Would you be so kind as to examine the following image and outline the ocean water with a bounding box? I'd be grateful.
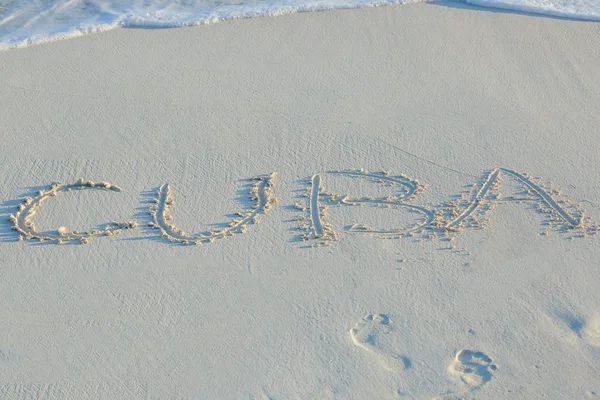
[0,0,598,50]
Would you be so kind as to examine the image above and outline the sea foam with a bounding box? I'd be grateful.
[0,0,598,50]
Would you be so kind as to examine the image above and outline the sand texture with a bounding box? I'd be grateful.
[1,2,600,398]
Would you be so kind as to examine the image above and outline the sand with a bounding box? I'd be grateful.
[1,2,600,398]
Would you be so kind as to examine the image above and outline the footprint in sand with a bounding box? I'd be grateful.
[448,349,497,391]
[582,318,600,347]
[349,314,409,372]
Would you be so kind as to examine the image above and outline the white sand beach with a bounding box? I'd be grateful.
[1,2,600,398]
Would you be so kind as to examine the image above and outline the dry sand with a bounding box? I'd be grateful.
[1,2,600,398]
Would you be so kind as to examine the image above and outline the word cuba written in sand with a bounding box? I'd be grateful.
[7,168,598,246]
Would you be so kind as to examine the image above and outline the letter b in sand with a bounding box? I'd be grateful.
[305,171,434,241]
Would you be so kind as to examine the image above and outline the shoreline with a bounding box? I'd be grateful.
[1,0,599,51]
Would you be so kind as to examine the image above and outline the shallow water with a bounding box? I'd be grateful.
[1,0,598,50]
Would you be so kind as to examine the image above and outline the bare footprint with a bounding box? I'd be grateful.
[448,349,497,392]
[349,314,409,372]
[582,318,600,347]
